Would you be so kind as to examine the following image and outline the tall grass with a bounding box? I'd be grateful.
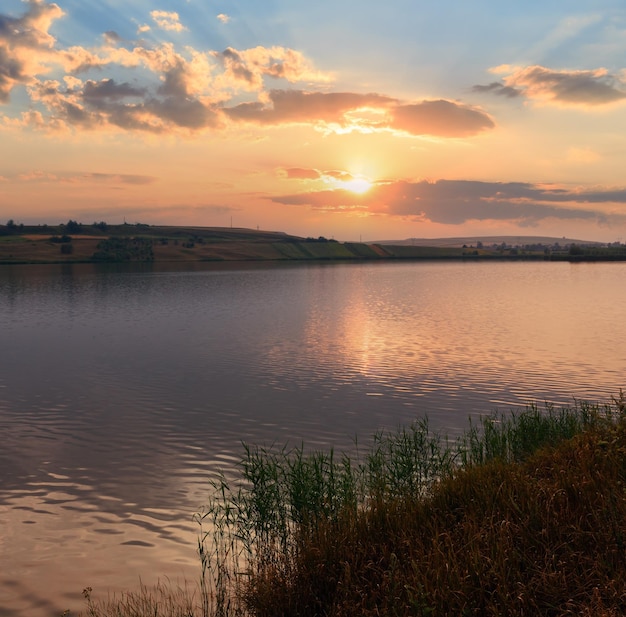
[78,580,198,617]
[195,394,626,616]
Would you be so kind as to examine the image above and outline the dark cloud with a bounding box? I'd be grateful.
[157,62,193,98]
[269,179,626,226]
[103,31,121,44]
[475,65,626,107]
[146,96,217,129]
[83,79,146,105]
[472,82,523,98]
[220,47,256,85]
[0,46,22,102]
[517,66,626,105]
[30,75,219,132]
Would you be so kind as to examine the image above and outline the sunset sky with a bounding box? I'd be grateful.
[2,0,626,241]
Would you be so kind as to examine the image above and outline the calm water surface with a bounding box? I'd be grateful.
[1,260,625,615]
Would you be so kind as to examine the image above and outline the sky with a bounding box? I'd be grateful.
[1,0,626,241]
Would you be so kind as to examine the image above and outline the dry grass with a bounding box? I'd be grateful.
[77,580,200,617]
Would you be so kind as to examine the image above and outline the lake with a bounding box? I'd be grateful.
[1,259,624,615]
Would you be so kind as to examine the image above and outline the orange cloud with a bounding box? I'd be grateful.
[279,167,322,180]
[0,0,64,101]
[150,10,187,33]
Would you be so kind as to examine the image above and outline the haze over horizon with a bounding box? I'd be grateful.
[2,0,626,243]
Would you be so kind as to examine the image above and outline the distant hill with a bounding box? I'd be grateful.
[375,235,602,248]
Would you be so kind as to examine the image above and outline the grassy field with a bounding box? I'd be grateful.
[77,394,626,617]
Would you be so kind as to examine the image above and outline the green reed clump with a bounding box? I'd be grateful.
[195,394,626,617]
[458,397,618,466]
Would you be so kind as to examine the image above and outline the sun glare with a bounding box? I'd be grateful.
[338,177,373,194]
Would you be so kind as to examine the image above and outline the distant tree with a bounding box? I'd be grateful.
[60,243,74,254]
[49,235,72,243]
[65,219,82,234]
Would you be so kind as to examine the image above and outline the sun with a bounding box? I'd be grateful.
[337,176,373,194]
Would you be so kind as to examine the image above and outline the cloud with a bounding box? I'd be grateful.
[82,79,146,104]
[0,2,492,138]
[81,172,156,185]
[217,14,230,24]
[269,179,626,226]
[27,76,219,132]
[471,82,523,98]
[279,167,322,180]
[212,46,332,91]
[9,170,157,184]
[278,167,367,183]
[390,100,494,137]
[225,89,394,124]
[475,65,626,107]
[103,31,121,44]
[0,0,64,102]
[225,90,494,137]
[150,10,187,33]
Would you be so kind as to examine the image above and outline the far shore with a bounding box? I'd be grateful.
[1,222,625,264]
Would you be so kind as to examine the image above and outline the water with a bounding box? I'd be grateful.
[1,260,624,615]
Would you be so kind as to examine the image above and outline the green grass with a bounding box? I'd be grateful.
[77,394,626,616]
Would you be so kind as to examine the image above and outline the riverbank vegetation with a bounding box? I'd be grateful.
[78,395,626,617]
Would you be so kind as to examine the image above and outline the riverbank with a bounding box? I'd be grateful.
[79,396,626,617]
[2,223,625,264]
